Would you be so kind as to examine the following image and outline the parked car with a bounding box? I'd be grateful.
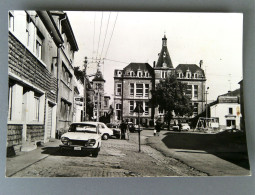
[180,123,190,131]
[106,123,121,139]
[172,123,190,131]
[95,122,114,140]
[59,122,101,157]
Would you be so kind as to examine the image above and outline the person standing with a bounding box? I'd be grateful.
[155,121,161,136]
[120,120,127,140]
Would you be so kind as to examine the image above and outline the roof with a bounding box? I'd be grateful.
[50,11,79,51]
[176,64,205,76]
[123,63,154,75]
[155,36,174,68]
[92,69,105,82]
[219,88,240,97]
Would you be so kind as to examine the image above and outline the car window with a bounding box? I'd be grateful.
[69,124,97,134]
[99,124,105,129]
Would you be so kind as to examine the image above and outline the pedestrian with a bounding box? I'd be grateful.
[155,121,161,136]
[120,120,127,140]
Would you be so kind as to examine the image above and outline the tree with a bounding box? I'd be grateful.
[150,74,193,129]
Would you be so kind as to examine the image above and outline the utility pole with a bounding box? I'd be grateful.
[205,86,209,120]
[83,57,88,121]
[97,84,100,122]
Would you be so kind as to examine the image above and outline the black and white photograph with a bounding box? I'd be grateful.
[6,10,250,177]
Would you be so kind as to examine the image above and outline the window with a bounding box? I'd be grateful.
[26,14,31,47]
[8,12,14,31]
[229,107,233,115]
[130,83,134,96]
[34,96,40,121]
[129,101,134,112]
[116,103,122,120]
[8,85,13,120]
[136,84,143,97]
[193,103,198,116]
[186,85,192,98]
[116,83,122,96]
[187,72,191,78]
[194,85,198,98]
[145,102,149,115]
[138,71,142,77]
[130,71,135,77]
[159,107,164,114]
[104,99,108,107]
[161,71,167,78]
[194,73,198,78]
[36,30,44,59]
[145,84,149,97]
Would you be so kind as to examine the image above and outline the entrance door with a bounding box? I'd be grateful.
[226,119,236,129]
[46,103,53,139]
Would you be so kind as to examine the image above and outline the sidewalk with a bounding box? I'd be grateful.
[146,134,250,176]
[6,139,61,177]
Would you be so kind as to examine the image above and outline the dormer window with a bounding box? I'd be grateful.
[186,71,191,78]
[138,71,142,77]
[194,73,198,78]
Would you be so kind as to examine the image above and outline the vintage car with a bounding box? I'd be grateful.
[59,122,101,157]
[106,123,121,139]
[96,122,114,140]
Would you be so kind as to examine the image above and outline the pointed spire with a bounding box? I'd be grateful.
[92,68,105,82]
[155,34,173,68]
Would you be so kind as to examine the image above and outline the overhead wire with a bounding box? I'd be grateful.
[92,12,96,59]
[99,12,111,61]
[96,12,104,63]
[104,12,119,60]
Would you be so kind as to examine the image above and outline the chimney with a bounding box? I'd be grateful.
[199,60,203,68]
[153,61,156,67]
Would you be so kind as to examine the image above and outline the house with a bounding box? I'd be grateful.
[113,35,206,125]
[73,77,84,122]
[7,11,63,152]
[210,89,241,130]
[50,11,79,135]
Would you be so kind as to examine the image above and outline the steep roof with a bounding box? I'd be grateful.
[176,64,205,76]
[123,63,154,75]
[155,35,174,68]
[92,69,105,82]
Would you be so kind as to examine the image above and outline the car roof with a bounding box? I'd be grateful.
[71,121,106,125]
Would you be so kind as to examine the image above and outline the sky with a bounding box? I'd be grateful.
[66,11,243,101]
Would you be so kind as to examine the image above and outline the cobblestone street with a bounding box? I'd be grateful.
[9,130,206,177]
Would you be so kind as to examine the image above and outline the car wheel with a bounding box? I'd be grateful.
[102,134,109,140]
[91,149,99,157]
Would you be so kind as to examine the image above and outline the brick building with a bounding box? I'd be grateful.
[7,11,78,154]
[113,35,206,125]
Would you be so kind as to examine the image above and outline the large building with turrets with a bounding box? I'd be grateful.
[113,35,206,126]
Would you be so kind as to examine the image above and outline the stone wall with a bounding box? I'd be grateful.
[27,125,44,142]
[7,125,23,147]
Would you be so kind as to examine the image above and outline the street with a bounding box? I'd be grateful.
[7,130,207,177]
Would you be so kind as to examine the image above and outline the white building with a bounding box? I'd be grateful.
[210,89,241,130]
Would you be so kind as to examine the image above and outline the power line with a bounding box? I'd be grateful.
[104,58,129,64]
[104,12,118,60]
[92,12,96,59]
[96,12,104,61]
[99,12,111,60]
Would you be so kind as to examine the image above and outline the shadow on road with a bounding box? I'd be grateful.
[40,146,94,157]
[161,132,250,170]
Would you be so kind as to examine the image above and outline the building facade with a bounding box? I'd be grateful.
[176,63,206,118]
[50,11,79,134]
[210,89,241,130]
[113,35,206,125]
[7,11,63,152]
[114,63,155,125]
